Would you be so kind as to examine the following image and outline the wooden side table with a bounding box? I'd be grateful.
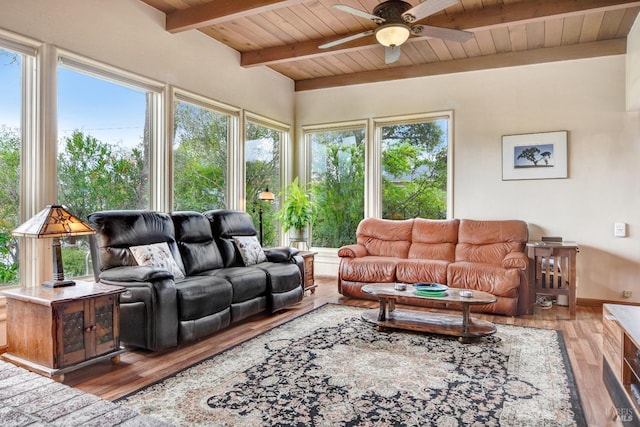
[299,251,317,294]
[1,281,125,381]
[526,241,579,317]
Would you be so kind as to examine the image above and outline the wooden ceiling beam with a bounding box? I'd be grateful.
[241,0,640,66]
[166,0,308,33]
[241,35,380,67]
[294,38,626,91]
[427,0,640,31]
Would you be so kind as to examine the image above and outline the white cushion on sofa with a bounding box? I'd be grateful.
[232,235,267,266]
[130,242,185,279]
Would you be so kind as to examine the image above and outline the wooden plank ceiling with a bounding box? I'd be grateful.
[140,0,640,91]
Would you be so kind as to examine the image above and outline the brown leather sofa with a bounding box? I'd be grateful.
[337,218,531,316]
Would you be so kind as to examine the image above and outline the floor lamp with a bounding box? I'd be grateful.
[12,204,96,287]
[257,188,275,246]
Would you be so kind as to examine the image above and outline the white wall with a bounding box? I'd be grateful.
[0,0,294,122]
[628,16,640,111]
[296,56,640,303]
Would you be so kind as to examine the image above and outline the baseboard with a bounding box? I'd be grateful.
[578,297,640,307]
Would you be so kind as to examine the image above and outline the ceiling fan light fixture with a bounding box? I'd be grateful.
[375,23,410,47]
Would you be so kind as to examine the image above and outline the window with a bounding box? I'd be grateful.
[307,124,366,248]
[173,95,234,212]
[245,116,285,247]
[303,113,452,250]
[378,115,450,220]
[57,58,157,279]
[0,45,26,286]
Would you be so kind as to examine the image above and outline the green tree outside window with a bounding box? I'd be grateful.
[246,121,281,248]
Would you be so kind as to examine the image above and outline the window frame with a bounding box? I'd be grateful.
[244,111,290,245]
[51,51,165,282]
[0,30,39,288]
[303,120,368,250]
[373,111,454,219]
[171,87,241,212]
[301,111,454,251]
[56,50,165,210]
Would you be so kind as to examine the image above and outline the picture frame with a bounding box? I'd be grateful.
[502,131,568,180]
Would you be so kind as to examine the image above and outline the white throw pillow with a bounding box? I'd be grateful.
[232,236,267,266]
[130,242,185,280]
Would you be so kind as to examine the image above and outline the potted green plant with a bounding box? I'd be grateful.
[277,177,314,241]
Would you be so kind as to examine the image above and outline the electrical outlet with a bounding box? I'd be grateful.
[623,289,633,298]
[615,223,627,237]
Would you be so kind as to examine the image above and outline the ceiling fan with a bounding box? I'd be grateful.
[319,0,473,64]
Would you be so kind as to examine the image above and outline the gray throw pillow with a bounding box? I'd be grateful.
[130,242,186,280]
[232,236,267,266]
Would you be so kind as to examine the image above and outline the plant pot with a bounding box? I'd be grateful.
[290,228,306,241]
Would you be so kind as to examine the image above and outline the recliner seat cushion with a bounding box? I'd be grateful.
[396,259,448,284]
[175,276,232,321]
[254,262,302,293]
[208,267,268,303]
[339,256,399,283]
[447,261,519,297]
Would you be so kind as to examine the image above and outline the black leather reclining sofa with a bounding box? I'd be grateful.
[87,209,304,351]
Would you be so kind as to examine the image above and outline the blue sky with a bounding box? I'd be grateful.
[1,47,146,149]
[0,51,20,129]
[58,68,146,148]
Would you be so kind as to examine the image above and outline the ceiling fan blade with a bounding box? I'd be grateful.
[319,30,376,49]
[332,4,385,23]
[403,0,459,23]
[420,25,473,43]
[385,46,401,64]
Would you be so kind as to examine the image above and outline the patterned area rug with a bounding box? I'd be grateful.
[119,304,586,426]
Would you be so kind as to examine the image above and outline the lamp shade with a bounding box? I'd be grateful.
[375,24,411,47]
[258,188,275,201]
[12,205,95,238]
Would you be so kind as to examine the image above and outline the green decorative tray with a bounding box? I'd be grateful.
[415,290,447,297]
[413,283,448,291]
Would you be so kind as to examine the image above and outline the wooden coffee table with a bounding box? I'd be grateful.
[361,283,497,343]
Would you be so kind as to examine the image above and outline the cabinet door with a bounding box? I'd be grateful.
[93,294,120,357]
[55,294,120,368]
[55,299,88,368]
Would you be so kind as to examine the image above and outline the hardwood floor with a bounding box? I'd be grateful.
[65,276,617,426]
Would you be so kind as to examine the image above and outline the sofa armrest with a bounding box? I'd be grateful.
[98,265,174,282]
[502,252,528,270]
[338,244,368,258]
[98,266,179,351]
[264,246,300,263]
